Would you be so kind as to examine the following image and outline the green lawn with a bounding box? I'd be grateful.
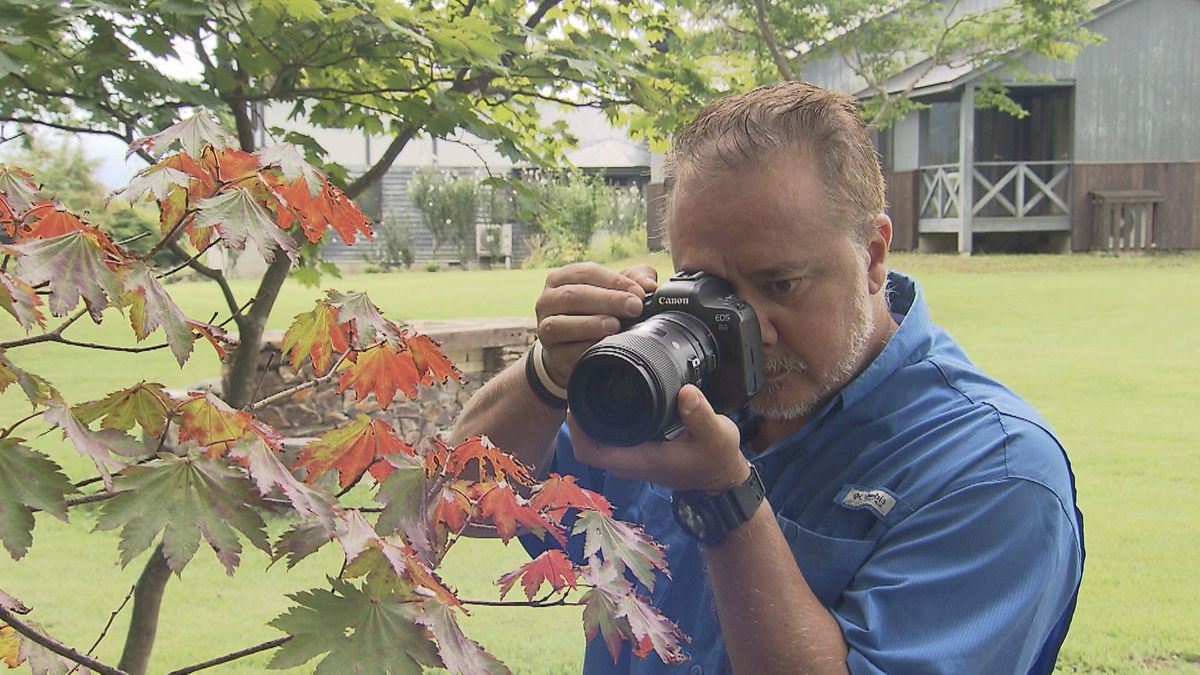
[1,252,1198,673]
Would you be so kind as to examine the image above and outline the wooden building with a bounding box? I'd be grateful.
[803,0,1200,253]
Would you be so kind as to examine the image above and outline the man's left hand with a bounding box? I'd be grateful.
[567,384,750,493]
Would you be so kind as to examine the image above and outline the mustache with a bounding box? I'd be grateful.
[764,356,808,375]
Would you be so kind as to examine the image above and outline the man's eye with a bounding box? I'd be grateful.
[768,279,801,296]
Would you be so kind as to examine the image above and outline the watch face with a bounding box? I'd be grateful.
[673,499,707,540]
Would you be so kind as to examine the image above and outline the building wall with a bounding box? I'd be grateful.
[1070,161,1200,250]
[1061,0,1200,162]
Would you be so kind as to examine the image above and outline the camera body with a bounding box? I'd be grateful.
[567,271,766,447]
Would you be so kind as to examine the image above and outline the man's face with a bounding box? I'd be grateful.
[669,152,880,423]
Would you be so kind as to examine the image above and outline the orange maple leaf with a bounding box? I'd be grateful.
[531,473,614,521]
[336,343,420,409]
[432,481,475,533]
[477,482,566,545]
[443,435,533,486]
[294,415,415,488]
[405,332,463,385]
[497,549,579,601]
[176,392,281,457]
[214,148,260,184]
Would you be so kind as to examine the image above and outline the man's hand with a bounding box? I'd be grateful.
[567,384,750,493]
[535,262,658,388]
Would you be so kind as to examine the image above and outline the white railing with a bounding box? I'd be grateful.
[919,161,1071,222]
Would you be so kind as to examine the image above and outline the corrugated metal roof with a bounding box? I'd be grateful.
[566,138,650,168]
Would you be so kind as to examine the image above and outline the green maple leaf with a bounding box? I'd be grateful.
[230,438,336,530]
[418,603,511,675]
[128,113,236,158]
[94,454,271,575]
[6,231,124,320]
[0,439,75,560]
[73,381,172,437]
[124,264,195,365]
[44,403,146,492]
[373,453,428,537]
[573,510,669,591]
[110,165,192,203]
[281,301,349,374]
[273,522,334,570]
[193,187,298,264]
[325,290,402,349]
[0,165,44,216]
[268,578,443,674]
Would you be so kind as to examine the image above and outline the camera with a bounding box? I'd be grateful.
[567,271,766,447]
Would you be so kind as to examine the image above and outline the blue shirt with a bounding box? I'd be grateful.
[526,272,1084,674]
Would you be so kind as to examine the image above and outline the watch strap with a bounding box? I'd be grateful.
[672,463,765,545]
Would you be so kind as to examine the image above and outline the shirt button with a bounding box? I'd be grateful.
[688,665,703,675]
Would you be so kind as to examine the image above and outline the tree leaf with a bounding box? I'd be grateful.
[43,403,146,492]
[325,290,402,349]
[573,510,669,592]
[94,454,271,575]
[5,231,124,320]
[405,332,463,385]
[187,319,236,359]
[193,187,299,264]
[294,415,415,489]
[258,142,323,195]
[110,165,192,203]
[530,473,613,522]
[0,165,44,219]
[0,272,45,332]
[496,549,579,601]
[617,590,689,664]
[373,453,428,537]
[230,438,337,530]
[176,392,282,458]
[124,263,196,365]
[273,521,333,569]
[418,603,511,675]
[73,381,173,437]
[476,482,565,545]
[0,351,58,408]
[128,113,237,158]
[443,435,533,486]
[336,343,421,409]
[14,619,76,675]
[268,579,443,674]
[0,439,75,560]
[280,301,350,373]
[0,624,21,669]
[580,562,636,664]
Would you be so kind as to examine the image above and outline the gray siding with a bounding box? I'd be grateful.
[1064,0,1200,161]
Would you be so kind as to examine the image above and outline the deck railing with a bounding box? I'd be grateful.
[919,161,1072,229]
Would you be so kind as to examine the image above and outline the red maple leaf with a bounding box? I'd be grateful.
[476,482,566,545]
[323,180,372,245]
[443,436,533,486]
[214,148,260,184]
[496,549,579,601]
[531,473,613,522]
[431,481,475,533]
[273,175,333,244]
[405,332,463,385]
[17,204,89,240]
[294,415,415,488]
[281,301,350,374]
[187,320,236,359]
[336,343,421,409]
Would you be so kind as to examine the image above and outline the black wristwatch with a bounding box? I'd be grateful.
[671,464,765,545]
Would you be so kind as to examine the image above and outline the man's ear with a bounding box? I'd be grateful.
[866,213,892,295]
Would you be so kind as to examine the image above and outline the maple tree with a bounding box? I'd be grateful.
[0,118,690,673]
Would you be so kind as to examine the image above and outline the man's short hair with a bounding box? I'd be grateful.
[664,81,887,244]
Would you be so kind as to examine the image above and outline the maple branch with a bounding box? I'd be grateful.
[157,240,218,280]
[247,351,351,411]
[1,410,44,438]
[67,586,136,675]
[753,0,797,80]
[165,636,291,675]
[63,491,123,509]
[0,306,88,350]
[460,595,577,608]
[0,605,127,675]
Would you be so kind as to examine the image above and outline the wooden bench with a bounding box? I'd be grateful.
[1090,190,1165,251]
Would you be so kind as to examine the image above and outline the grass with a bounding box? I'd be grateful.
[1,251,1198,673]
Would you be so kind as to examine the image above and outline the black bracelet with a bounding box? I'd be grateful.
[525,342,568,410]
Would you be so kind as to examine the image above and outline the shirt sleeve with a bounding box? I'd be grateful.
[833,477,1082,674]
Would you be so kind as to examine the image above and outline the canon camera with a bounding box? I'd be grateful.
[567,271,766,447]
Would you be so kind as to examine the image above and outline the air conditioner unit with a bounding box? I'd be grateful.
[476,223,513,262]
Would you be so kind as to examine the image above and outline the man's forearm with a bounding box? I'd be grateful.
[449,354,565,476]
[704,502,849,674]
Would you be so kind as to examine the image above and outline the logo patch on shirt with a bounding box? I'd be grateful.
[836,485,897,518]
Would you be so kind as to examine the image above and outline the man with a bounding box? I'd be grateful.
[451,82,1083,673]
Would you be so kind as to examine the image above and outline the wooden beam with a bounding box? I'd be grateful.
[958,83,976,255]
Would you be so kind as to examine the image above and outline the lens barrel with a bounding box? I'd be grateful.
[568,312,718,446]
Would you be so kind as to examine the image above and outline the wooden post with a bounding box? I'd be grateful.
[958,83,976,255]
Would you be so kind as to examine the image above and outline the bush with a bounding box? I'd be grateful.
[409,169,480,266]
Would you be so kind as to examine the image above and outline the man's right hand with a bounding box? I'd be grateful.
[533,262,658,388]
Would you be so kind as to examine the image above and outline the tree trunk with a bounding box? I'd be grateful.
[222,253,294,408]
[117,545,172,675]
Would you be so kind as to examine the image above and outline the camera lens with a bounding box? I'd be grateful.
[568,312,718,446]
